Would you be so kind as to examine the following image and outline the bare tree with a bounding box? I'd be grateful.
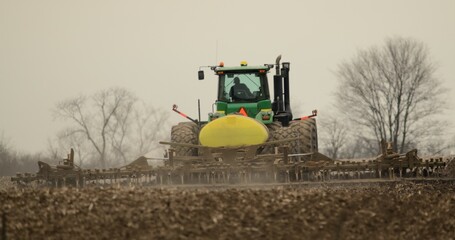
[0,131,14,176]
[53,87,170,167]
[107,94,136,164]
[0,131,10,158]
[54,87,137,167]
[132,101,170,156]
[335,37,447,153]
[319,114,348,159]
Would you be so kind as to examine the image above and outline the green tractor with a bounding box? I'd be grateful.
[171,55,318,157]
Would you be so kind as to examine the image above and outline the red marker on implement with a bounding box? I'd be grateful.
[172,104,198,124]
[294,109,318,121]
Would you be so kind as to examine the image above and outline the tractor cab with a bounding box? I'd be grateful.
[201,61,274,124]
[198,56,294,126]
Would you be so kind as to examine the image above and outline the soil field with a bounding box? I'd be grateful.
[0,178,454,240]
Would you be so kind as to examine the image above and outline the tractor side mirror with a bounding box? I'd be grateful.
[198,70,204,80]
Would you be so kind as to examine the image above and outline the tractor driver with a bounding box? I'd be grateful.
[229,77,254,101]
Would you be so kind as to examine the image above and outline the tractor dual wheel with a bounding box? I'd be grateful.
[261,118,318,154]
[290,118,318,153]
[170,122,200,156]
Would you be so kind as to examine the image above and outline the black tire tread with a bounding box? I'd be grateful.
[170,122,199,156]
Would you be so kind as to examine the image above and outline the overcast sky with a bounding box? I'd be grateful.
[1,0,454,153]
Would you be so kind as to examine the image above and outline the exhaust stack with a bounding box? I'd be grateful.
[272,55,293,126]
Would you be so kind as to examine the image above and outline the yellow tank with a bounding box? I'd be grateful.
[199,115,269,147]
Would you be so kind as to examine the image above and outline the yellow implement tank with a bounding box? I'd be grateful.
[199,114,269,147]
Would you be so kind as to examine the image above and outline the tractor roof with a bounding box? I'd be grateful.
[213,65,271,72]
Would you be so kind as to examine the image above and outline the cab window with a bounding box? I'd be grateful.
[218,72,268,102]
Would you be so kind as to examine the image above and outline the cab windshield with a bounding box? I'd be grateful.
[218,72,269,102]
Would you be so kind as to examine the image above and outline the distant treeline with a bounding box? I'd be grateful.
[0,144,53,177]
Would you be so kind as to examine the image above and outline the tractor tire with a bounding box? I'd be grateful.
[289,118,318,153]
[170,122,200,156]
[260,119,318,155]
[260,121,283,154]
